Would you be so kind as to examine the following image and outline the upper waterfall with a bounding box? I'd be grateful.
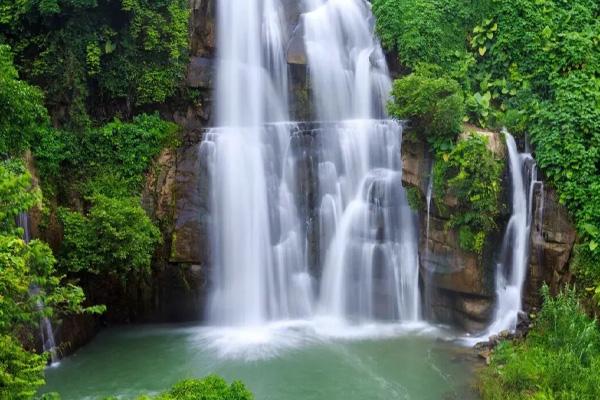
[303,0,392,120]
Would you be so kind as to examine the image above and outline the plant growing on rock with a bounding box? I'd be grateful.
[59,194,161,277]
[433,133,504,254]
[388,64,465,152]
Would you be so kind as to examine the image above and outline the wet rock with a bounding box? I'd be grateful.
[526,187,576,309]
[187,57,214,89]
[287,24,307,65]
[171,144,211,265]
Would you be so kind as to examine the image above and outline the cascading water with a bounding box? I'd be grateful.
[481,133,541,337]
[18,213,58,364]
[203,0,421,331]
[302,0,421,322]
[202,0,312,327]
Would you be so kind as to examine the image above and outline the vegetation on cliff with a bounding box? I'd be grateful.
[0,1,188,396]
[0,162,102,399]
[375,0,600,300]
[433,134,503,254]
[374,0,600,397]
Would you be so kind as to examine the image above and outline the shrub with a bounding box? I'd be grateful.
[0,163,101,398]
[59,195,161,276]
[389,64,465,152]
[372,0,489,72]
[33,113,178,196]
[479,286,600,400]
[138,375,254,400]
[0,334,47,400]
[1,0,190,127]
[0,45,49,157]
[433,133,503,254]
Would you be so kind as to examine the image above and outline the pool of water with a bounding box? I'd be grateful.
[42,321,480,400]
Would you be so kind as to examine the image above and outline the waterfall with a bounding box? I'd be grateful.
[203,0,312,327]
[203,0,420,330]
[303,0,420,323]
[17,213,59,364]
[482,132,540,337]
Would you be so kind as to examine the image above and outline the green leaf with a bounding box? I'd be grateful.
[479,46,487,56]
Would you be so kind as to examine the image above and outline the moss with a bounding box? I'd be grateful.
[405,186,425,212]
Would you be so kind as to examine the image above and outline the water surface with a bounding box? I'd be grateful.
[43,322,479,400]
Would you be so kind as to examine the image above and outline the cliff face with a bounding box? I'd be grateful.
[401,132,577,332]
[126,1,579,329]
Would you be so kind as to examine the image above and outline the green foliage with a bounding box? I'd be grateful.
[433,134,503,254]
[0,160,41,235]
[0,45,49,156]
[0,162,100,398]
[468,0,600,295]
[33,113,178,196]
[405,186,424,212]
[137,375,254,400]
[372,0,489,73]
[375,0,600,294]
[479,286,600,399]
[59,194,161,276]
[0,334,46,400]
[1,0,190,127]
[389,64,465,152]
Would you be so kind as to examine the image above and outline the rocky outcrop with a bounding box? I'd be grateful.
[525,186,576,309]
[402,129,578,333]
[401,132,501,332]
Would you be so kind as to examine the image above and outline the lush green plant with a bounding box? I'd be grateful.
[467,0,600,298]
[0,45,49,156]
[59,194,161,276]
[372,0,489,74]
[33,113,178,196]
[405,186,424,212]
[389,64,465,152]
[0,0,189,127]
[433,133,503,254]
[136,375,254,400]
[479,285,600,399]
[0,162,101,399]
[0,334,47,400]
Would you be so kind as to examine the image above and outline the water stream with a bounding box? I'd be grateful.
[18,213,59,364]
[472,133,541,340]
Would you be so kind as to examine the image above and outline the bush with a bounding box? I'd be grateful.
[33,113,178,196]
[0,334,47,400]
[433,133,503,254]
[0,45,49,157]
[389,64,465,151]
[1,0,190,127]
[137,375,254,400]
[372,0,489,72]
[479,286,600,399]
[59,195,161,276]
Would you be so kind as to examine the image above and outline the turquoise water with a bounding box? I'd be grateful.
[42,322,479,400]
